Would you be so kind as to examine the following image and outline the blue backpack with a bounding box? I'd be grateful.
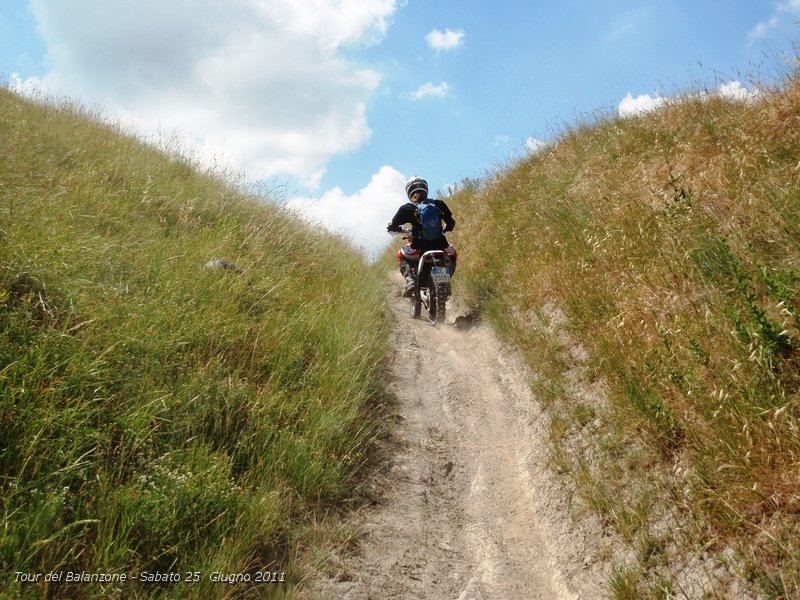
[416,200,442,240]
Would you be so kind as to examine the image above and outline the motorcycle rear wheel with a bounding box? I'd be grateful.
[429,283,446,324]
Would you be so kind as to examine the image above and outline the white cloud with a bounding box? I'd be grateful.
[412,81,450,100]
[285,165,407,258]
[262,0,397,51]
[617,81,761,119]
[716,81,762,103]
[618,92,668,117]
[747,1,800,45]
[22,0,398,187]
[525,137,548,154]
[747,16,780,44]
[425,28,465,52]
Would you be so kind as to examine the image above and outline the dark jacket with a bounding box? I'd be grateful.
[387,199,456,251]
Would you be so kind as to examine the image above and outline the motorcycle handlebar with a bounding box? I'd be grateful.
[389,227,412,239]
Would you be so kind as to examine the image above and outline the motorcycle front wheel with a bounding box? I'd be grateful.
[411,288,422,318]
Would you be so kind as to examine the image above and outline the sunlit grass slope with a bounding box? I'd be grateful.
[0,88,389,599]
[450,76,800,598]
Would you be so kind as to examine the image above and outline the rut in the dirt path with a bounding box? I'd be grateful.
[301,281,608,600]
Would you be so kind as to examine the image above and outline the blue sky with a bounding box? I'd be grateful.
[2,1,800,256]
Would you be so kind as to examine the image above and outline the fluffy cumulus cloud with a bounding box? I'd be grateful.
[285,165,407,258]
[425,28,465,52]
[716,81,762,103]
[617,92,668,117]
[17,0,398,187]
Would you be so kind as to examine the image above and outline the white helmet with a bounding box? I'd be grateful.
[404,176,428,200]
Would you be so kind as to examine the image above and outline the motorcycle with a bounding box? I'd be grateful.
[392,228,457,325]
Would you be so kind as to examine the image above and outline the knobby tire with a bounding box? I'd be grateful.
[412,288,422,319]
[439,283,447,323]
[431,282,447,324]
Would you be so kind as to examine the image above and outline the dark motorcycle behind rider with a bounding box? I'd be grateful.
[387,176,458,323]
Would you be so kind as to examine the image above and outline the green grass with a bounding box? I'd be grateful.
[0,88,391,599]
[448,75,800,597]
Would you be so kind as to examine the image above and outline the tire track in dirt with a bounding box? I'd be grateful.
[301,275,608,599]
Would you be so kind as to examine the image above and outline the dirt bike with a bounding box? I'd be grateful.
[412,249,454,324]
[392,228,456,325]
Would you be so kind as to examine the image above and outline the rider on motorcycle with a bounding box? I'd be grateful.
[387,176,456,297]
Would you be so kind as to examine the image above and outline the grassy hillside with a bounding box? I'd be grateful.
[449,76,800,598]
[0,88,390,599]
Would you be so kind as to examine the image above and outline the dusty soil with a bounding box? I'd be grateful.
[299,276,614,599]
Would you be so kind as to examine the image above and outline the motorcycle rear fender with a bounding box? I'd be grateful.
[416,249,455,284]
[397,245,422,262]
[399,244,457,262]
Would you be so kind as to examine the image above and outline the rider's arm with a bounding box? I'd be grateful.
[386,203,415,232]
[438,201,456,233]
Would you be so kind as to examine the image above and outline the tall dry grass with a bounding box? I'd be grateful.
[449,76,800,597]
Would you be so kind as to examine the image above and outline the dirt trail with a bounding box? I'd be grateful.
[301,276,610,599]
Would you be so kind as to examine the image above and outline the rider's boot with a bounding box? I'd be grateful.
[403,275,416,297]
[399,261,416,297]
